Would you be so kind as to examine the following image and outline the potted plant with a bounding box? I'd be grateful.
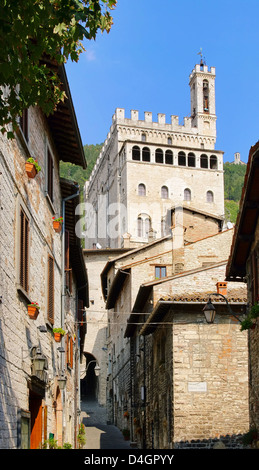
[122,428,130,440]
[27,302,40,319]
[52,216,63,233]
[240,303,259,331]
[124,411,129,419]
[53,328,66,342]
[25,157,41,178]
[77,423,86,449]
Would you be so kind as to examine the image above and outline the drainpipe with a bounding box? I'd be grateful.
[61,188,80,373]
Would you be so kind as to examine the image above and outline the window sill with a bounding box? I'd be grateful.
[17,285,31,304]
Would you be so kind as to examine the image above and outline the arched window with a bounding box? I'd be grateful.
[184,188,191,201]
[145,217,151,238]
[155,148,163,164]
[200,154,208,168]
[206,191,214,203]
[178,151,186,166]
[142,147,150,162]
[203,80,209,113]
[161,186,169,199]
[137,214,151,238]
[132,145,140,161]
[165,150,173,165]
[188,152,196,167]
[210,155,217,169]
[138,183,146,196]
[168,137,172,145]
[141,133,146,142]
[137,217,143,237]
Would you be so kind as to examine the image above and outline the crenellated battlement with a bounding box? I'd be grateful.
[88,63,218,187]
[189,63,216,81]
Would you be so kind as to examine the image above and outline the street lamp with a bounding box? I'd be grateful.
[203,292,243,324]
[57,372,67,390]
[203,298,216,324]
[81,360,101,378]
[94,364,101,377]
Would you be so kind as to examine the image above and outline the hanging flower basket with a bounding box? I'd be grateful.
[124,411,129,419]
[52,217,63,233]
[53,328,66,342]
[28,302,40,319]
[25,158,41,178]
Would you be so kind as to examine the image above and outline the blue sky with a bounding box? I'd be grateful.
[66,0,259,163]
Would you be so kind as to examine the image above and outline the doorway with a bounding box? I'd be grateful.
[80,353,99,402]
[29,390,42,449]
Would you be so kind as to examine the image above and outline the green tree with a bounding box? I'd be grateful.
[0,0,117,137]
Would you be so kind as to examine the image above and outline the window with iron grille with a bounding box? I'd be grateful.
[47,255,54,324]
[20,207,29,292]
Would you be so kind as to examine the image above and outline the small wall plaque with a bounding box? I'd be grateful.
[188,382,207,392]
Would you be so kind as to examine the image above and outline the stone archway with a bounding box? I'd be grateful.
[80,352,99,402]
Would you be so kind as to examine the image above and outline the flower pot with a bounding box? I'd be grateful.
[25,162,37,178]
[54,332,62,342]
[28,305,39,320]
[53,220,62,233]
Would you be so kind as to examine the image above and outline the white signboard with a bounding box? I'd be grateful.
[188,382,207,392]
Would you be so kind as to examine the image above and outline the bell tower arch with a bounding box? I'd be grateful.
[189,58,217,142]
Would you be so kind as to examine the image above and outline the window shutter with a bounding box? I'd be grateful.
[20,208,29,292]
[66,334,73,368]
[47,255,54,324]
[65,230,72,292]
[47,150,54,202]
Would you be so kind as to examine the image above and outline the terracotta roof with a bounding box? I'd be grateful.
[158,287,247,304]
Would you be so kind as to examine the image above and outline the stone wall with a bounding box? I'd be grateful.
[0,108,80,448]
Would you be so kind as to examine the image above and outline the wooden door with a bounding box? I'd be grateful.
[29,391,42,449]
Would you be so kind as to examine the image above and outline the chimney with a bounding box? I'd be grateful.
[216,282,227,296]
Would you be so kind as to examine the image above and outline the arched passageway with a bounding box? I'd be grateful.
[80,353,99,402]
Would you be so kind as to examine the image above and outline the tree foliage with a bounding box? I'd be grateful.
[223,162,247,201]
[0,0,117,136]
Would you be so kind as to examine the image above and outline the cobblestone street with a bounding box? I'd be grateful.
[81,401,132,450]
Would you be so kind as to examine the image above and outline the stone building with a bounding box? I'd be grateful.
[85,62,225,250]
[100,227,250,447]
[226,140,259,435]
[125,267,249,449]
[0,63,88,448]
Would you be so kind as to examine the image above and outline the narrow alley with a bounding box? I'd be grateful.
[81,400,132,450]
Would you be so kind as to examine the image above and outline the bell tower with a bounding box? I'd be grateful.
[189,58,217,140]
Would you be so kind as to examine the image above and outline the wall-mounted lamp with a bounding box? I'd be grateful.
[57,373,67,390]
[203,298,216,324]
[31,347,46,372]
[94,364,101,376]
[203,292,243,324]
